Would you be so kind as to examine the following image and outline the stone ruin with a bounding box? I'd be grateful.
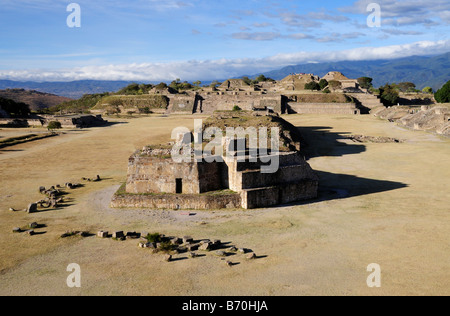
[371,105,450,137]
[111,112,319,210]
[94,72,389,116]
[0,114,108,128]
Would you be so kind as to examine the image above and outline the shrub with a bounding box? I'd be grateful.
[328,80,342,90]
[319,79,328,90]
[422,87,433,94]
[154,82,168,90]
[357,77,373,89]
[0,97,31,117]
[47,121,62,130]
[145,233,163,243]
[304,81,321,91]
[158,241,177,253]
[379,84,399,106]
[232,105,242,111]
[397,82,417,93]
[435,80,450,103]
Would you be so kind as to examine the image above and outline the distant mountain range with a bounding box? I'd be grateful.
[0,80,137,99]
[255,52,450,91]
[0,53,448,100]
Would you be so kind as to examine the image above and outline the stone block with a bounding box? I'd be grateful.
[247,252,257,260]
[113,231,125,239]
[97,231,109,238]
[199,242,212,251]
[27,203,38,213]
[187,243,200,251]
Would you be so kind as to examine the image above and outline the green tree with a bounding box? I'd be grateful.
[0,97,31,117]
[179,81,193,90]
[319,79,328,90]
[47,121,62,130]
[169,79,182,90]
[357,77,373,89]
[241,76,253,85]
[304,81,321,91]
[379,84,399,106]
[422,87,433,94]
[435,80,450,103]
[117,83,140,95]
[397,82,417,93]
[154,82,168,90]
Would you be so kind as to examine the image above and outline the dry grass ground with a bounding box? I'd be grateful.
[0,114,449,296]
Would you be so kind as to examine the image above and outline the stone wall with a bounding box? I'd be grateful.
[241,179,319,209]
[0,118,44,127]
[168,94,197,113]
[111,191,241,210]
[198,92,282,114]
[123,137,319,209]
[126,156,202,194]
[287,102,360,115]
[240,163,316,190]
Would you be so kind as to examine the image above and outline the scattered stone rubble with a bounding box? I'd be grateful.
[345,135,404,143]
[371,105,450,137]
[12,222,46,236]
[96,230,262,266]
[9,175,103,214]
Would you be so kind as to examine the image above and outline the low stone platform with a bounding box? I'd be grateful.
[111,189,241,210]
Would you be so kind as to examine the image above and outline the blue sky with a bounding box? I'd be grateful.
[0,0,449,81]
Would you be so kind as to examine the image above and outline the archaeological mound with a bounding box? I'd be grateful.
[111,112,319,210]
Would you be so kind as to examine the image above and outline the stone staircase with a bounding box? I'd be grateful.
[347,93,384,113]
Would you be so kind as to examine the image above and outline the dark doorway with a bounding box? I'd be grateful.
[176,178,183,194]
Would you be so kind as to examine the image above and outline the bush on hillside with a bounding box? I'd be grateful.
[435,80,450,103]
[357,77,373,89]
[379,84,399,106]
[304,81,321,91]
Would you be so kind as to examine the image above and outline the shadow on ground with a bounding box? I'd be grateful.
[286,170,408,207]
[297,126,366,160]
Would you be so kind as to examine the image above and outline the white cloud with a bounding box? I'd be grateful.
[1,40,449,82]
[232,32,281,41]
[340,0,450,25]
